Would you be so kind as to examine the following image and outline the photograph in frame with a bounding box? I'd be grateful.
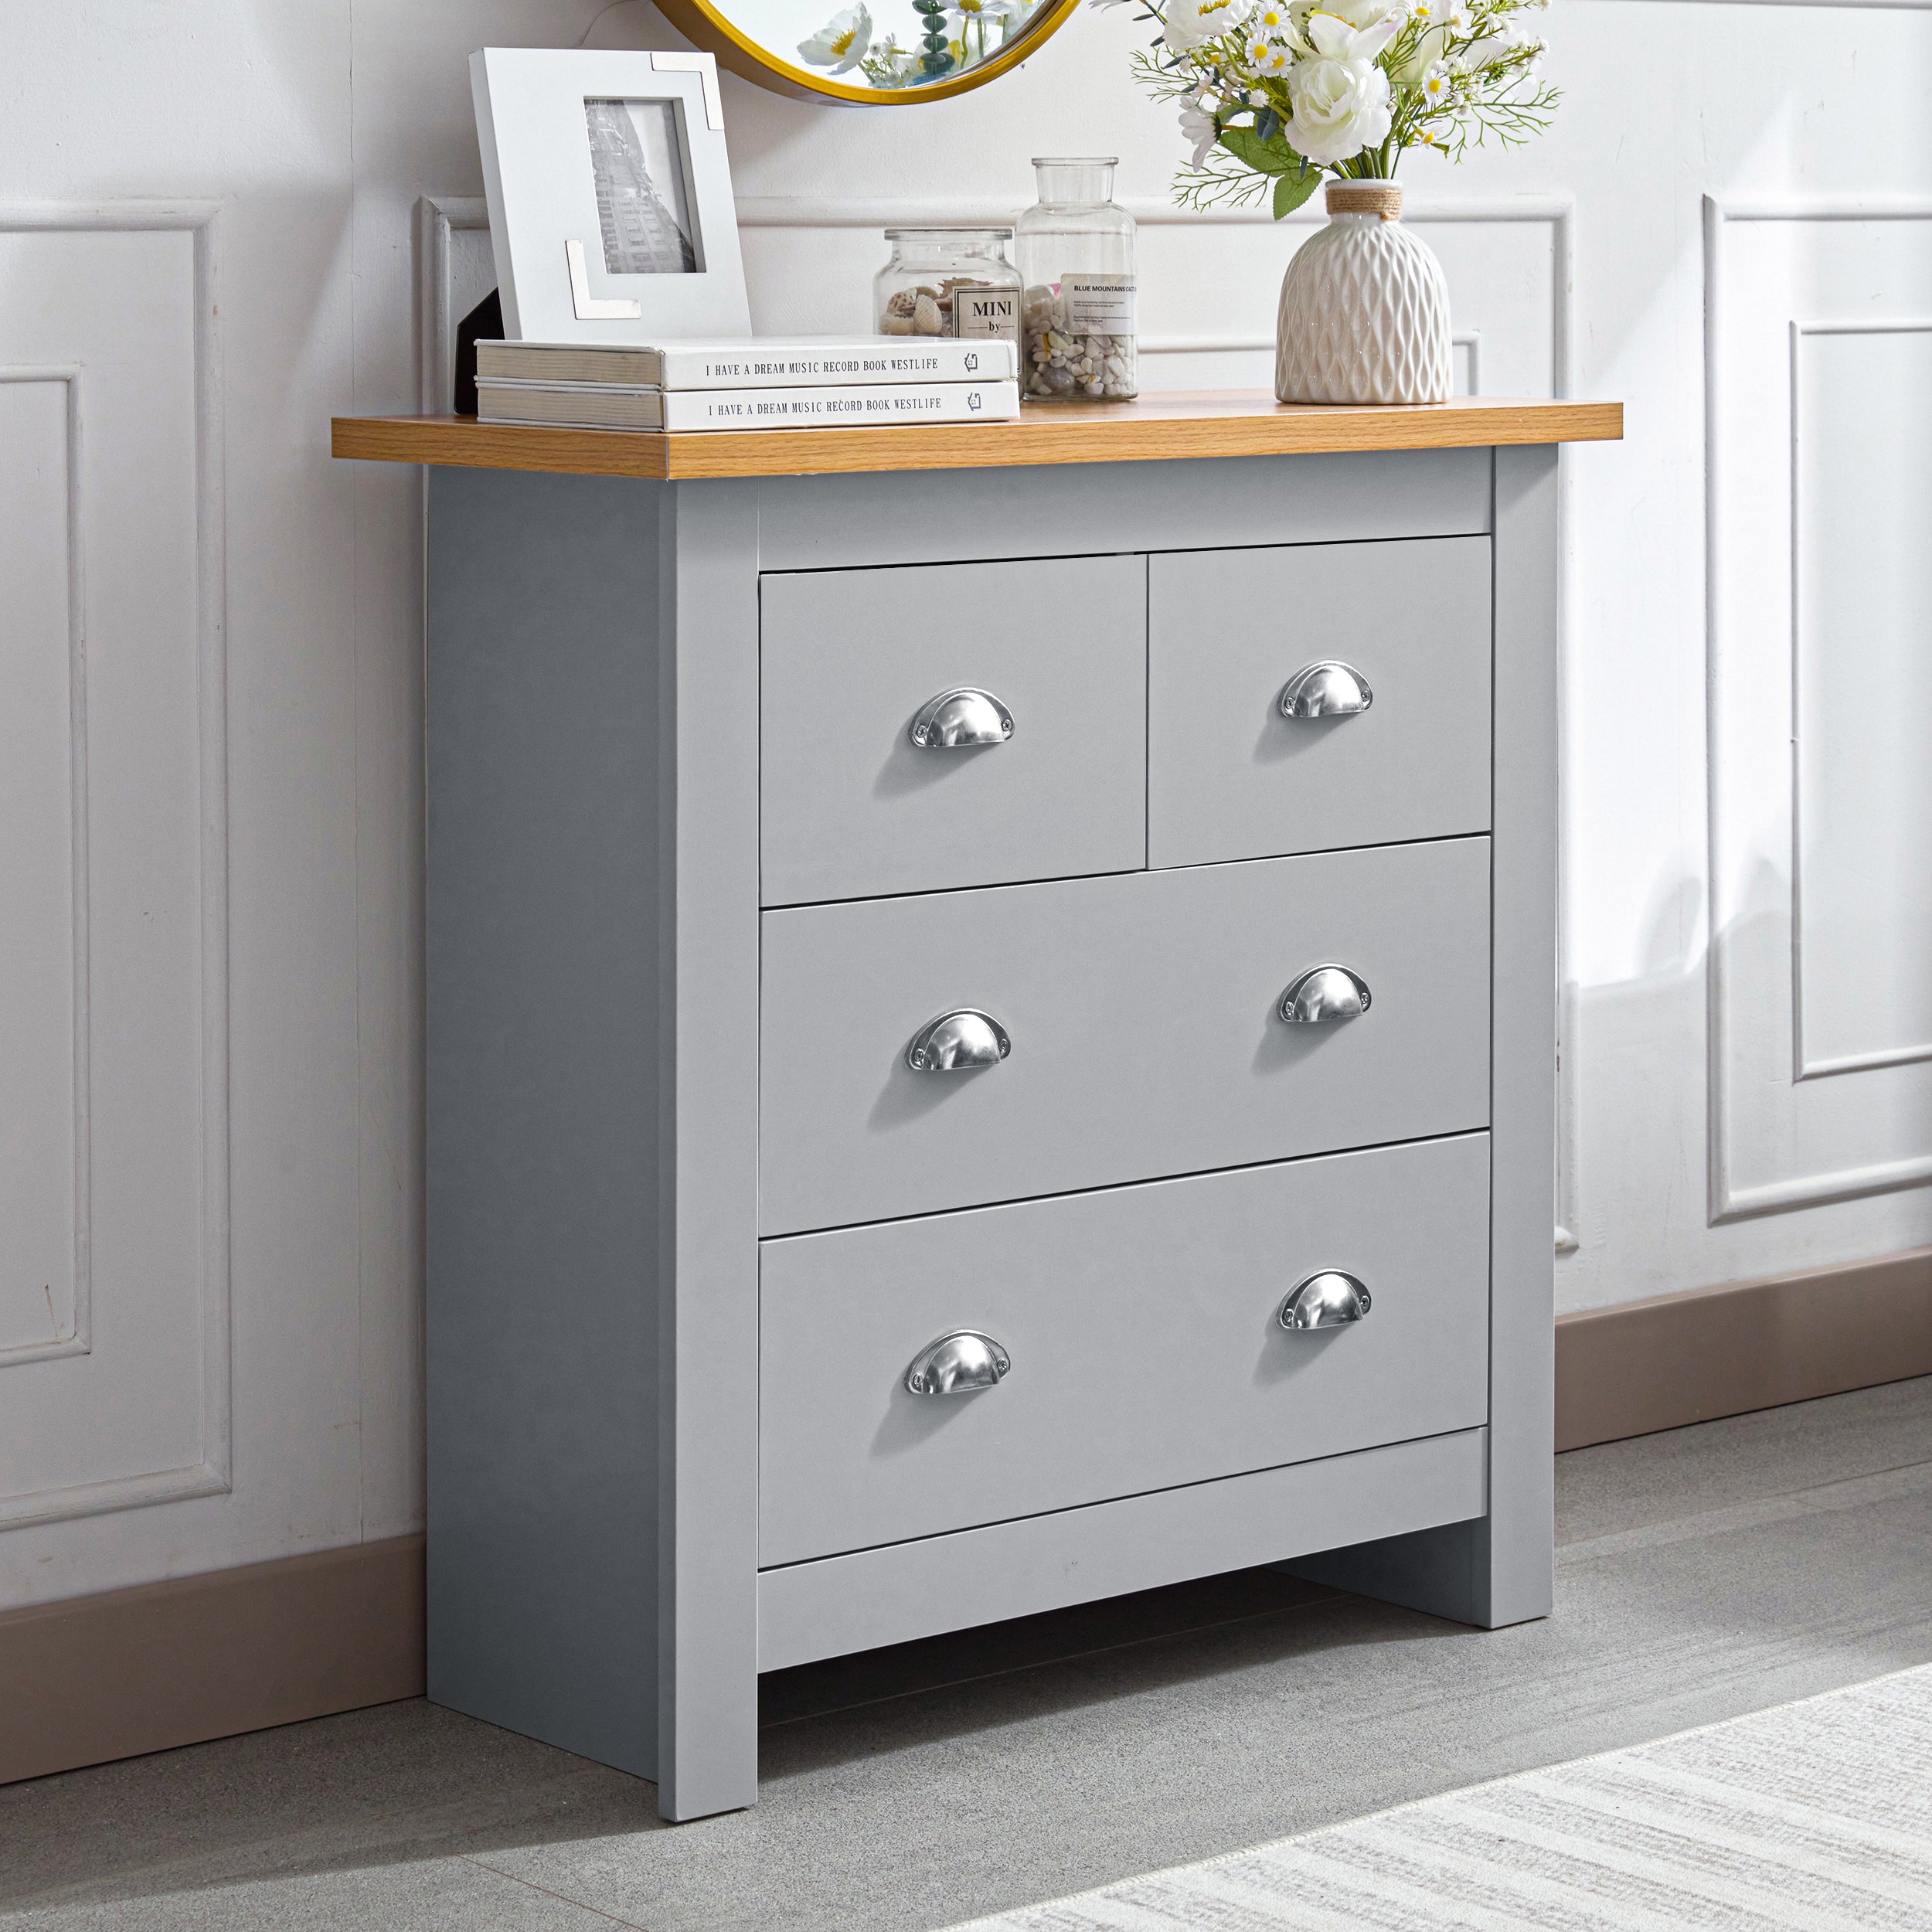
[583,98,699,276]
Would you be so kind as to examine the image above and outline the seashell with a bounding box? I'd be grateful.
[913,294,942,335]
[886,288,919,318]
[880,314,914,335]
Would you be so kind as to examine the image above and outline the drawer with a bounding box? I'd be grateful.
[760,836,1489,1234]
[1148,536,1492,868]
[760,556,1146,906]
[759,1132,1491,1566]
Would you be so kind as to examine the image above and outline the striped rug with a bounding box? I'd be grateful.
[949,1664,1932,1930]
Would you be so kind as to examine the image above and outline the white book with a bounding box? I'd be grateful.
[475,377,1021,433]
[474,336,1015,390]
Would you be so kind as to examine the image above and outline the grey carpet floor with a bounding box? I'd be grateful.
[948,1662,1932,1929]
[4,1376,1932,1930]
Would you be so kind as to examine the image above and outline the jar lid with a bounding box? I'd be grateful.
[883,226,1015,240]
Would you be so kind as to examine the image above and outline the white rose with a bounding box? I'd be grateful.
[1164,0,1253,51]
[1310,0,1404,31]
[1286,0,1402,49]
[1286,53,1391,163]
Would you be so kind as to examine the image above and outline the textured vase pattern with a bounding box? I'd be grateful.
[1274,214,1453,406]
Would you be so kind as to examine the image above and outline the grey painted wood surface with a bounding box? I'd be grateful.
[760,1133,1490,1566]
[425,465,665,1779]
[1285,445,1560,1630]
[760,836,1492,1234]
[657,482,764,1820]
[1479,442,1562,1624]
[760,556,1146,906]
[1148,536,1492,868]
[757,1427,1487,1671]
[749,449,1492,573]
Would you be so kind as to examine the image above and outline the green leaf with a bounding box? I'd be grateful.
[1218,125,1298,177]
[1272,168,1321,219]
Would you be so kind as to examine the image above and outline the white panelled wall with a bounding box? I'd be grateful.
[1,0,1929,1609]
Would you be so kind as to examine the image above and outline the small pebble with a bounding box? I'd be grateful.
[1021,285,1136,401]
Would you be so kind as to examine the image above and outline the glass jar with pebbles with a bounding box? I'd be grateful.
[875,229,1022,346]
[1014,158,1138,403]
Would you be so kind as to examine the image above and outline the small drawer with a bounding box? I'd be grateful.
[758,1132,1491,1566]
[1148,536,1492,869]
[759,835,1489,1234]
[760,556,1146,906]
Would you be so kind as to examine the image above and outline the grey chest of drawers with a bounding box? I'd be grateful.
[338,393,1623,1822]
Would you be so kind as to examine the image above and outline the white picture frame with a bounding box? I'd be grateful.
[471,47,751,344]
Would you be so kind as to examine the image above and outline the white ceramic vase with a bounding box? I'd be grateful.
[1274,182,1452,405]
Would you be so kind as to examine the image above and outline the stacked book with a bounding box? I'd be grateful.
[474,338,1019,434]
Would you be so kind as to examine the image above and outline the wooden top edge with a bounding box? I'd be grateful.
[332,393,1623,481]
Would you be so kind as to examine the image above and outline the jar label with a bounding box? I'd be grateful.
[954,287,1019,342]
[1060,274,1137,336]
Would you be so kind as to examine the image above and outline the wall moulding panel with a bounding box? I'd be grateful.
[418,190,1577,1253]
[1704,195,1932,1223]
[0,202,231,1529]
[0,366,89,1370]
[1789,315,1932,1083]
[417,196,493,417]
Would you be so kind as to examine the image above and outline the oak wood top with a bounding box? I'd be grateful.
[332,391,1622,482]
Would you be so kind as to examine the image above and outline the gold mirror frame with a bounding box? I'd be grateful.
[653,0,1082,104]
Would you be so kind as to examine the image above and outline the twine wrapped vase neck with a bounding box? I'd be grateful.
[1323,182,1404,222]
[1274,179,1453,405]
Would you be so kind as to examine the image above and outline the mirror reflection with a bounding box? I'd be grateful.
[729,0,1054,87]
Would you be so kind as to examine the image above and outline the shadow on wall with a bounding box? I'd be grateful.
[1561,861,1932,1317]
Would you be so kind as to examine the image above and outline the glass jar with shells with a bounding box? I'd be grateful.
[874,227,1022,347]
[1015,157,1138,402]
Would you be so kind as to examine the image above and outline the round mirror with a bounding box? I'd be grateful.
[655,0,1080,103]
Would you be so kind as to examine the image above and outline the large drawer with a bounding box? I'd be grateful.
[759,1133,1491,1567]
[760,556,1146,906]
[1148,536,1492,868]
[760,836,1490,1234]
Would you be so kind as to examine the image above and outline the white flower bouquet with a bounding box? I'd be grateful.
[1105,0,1559,213]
